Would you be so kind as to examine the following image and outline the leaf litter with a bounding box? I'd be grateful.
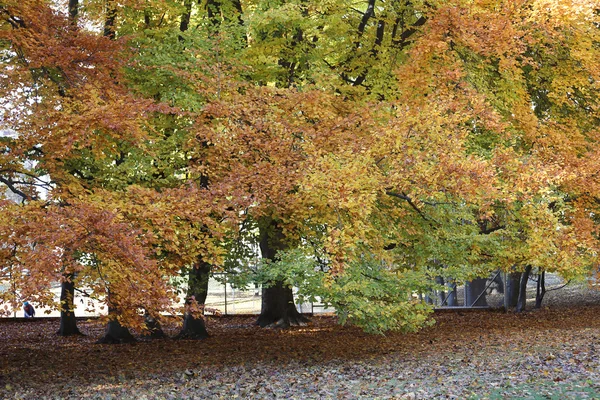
[1,303,599,399]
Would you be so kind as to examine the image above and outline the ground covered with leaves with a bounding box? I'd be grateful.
[2,290,600,399]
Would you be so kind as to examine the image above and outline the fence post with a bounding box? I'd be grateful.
[224,274,228,316]
[11,269,16,318]
[503,270,509,311]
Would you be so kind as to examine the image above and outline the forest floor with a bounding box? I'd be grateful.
[1,281,600,399]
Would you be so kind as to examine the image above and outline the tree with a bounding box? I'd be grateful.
[0,1,181,335]
[256,218,308,327]
[2,0,599,337]
[202,0,599,330]
[57,270,81,336]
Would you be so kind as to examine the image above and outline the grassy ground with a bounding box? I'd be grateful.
[1,291,600,399]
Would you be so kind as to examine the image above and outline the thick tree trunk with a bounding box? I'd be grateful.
[97,292,136,344]
[535,270,546,309]
[257,218,308,328]
[103,0,117,39]
[504,271,522,310]
[57,273,81,336]
[257,281,308,328]
[141,311,166,339]
[68,0,79,24]
[177,259,210,339]
[515,265,532,313]
[97,307,136,344]
[435,276,446,305]
[446,281,458,307]
[465,278,488,307]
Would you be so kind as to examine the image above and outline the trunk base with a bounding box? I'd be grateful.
[257,220,308,329]
[515,265,532,313]
[176,315,209,340]
[141,314,166,339]
[57,327,83,336]
[96,334,135,344]
[257,312,309,328]
[535,271,546,309]
[58,275,81,336]
[504,271,522,310]
[141,330,166,340]
[465,278,489,307]
[176,258,211,340]
[96,320,136,344]
[257,281,309,328]
[57,313,83,336]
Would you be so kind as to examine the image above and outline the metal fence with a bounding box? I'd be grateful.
[0,274,335,318]
[206,273,335,315]
[3,271,569,318]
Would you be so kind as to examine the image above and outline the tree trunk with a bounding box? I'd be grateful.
[257,281,308,328]
[177,259,210,339]
[435,276,446,305]
[97,308,136,344]
[57,273,82,336]
[179,0,192,33]
[103,0,117,39]
[257,218,308,328]
[446,281,458,307]
[97,292,136,344]
[465,278,488,307]
[504,271,522,310]
[424,293,434,305]
[68,0,79,25]
[141,311,166,339]
[535,270,546,309]
[515,265,532,313]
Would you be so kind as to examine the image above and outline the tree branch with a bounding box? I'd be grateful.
[0,176,36,201]
[385,190,429,222]
[479,225,505,234]
[392,16,427,50]
[546,280,571,292]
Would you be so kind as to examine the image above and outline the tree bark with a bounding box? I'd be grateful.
[177,258,210,339]
[465,278,488,307]
[68,0,79,25]
[424,293,433,305]
[535,270,546,309]
[179,0,192,33]
[257,281,308,328]
[141,311,166,339]
[490,270,504,294]
[57,273,82,336]
[504,270,522,310]
[103,0,117,39]
[515,265,532,313]
[97,292,136,344]
[446,281,458,306]
[206,0,245,28]
[96,307,136,344]
[435,276,446,305]
[257,219,308,328]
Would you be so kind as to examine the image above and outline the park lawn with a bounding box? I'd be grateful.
[1,306,599,399]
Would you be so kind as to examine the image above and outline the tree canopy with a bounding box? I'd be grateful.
[1,0,599,333]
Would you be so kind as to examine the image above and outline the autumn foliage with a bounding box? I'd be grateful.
[1,0,599,333]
